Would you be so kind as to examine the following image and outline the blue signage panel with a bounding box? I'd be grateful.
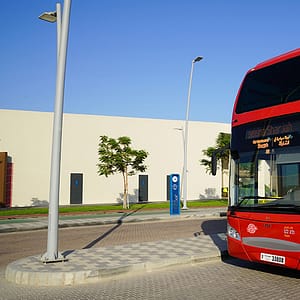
[170,174,180,215]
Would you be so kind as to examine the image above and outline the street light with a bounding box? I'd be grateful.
[182,56,203,210]
[39,11,57,23]
[39,4,61,65]
[40,0,72,263]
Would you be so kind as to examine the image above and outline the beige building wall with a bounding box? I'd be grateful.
[0,109,230,207]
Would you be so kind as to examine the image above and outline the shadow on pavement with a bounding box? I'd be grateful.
[224,256,300,278]
[199,218,227,254]
[62,206,145,257]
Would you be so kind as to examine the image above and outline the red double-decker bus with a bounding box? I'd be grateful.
[227,48,300,269]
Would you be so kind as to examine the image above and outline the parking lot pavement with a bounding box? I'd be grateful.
[3,207,227,286]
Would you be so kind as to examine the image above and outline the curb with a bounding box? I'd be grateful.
[0,210,227,233]
[5,234,227,286]
[5,251,222,286]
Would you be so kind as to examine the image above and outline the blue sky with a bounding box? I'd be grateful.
[1,1,300,123]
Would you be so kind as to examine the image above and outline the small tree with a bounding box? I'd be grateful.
[200,132,230,174]
[97,135,148,209]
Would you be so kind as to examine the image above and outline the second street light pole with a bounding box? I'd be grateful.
[39,0,72,263]
[182,56,203,210]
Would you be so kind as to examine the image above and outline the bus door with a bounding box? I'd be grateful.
[278,163,300,198]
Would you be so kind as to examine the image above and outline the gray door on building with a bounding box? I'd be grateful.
[138,175,148,202]
[166,175,170,201]
[70,173,83,204]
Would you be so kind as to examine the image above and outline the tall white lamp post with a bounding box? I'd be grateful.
[39,0,72,263]
[182,56,203,210]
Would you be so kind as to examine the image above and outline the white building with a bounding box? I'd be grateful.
[0,109,230,207]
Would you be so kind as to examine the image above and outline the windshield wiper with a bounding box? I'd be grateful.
[258,203,300,209]
[237,196,283,207]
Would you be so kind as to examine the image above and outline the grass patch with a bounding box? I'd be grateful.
[0,199,227,216]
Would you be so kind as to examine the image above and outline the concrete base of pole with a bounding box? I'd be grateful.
[41,252,67,264]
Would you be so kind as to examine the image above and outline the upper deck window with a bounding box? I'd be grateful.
[236,56,300,114]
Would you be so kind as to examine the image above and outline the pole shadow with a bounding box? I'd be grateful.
[62,205,145,257]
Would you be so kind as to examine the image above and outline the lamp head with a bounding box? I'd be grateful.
[193,56,203,63]
[39,11,57,23]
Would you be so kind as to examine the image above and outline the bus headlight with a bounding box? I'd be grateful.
[227,224,241,241]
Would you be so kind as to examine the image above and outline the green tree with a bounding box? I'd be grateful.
[200,132,230,174]
[97,136,148,209]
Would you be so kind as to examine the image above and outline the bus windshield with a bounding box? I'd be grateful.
[231,148,300,209]
[230,114,300,210]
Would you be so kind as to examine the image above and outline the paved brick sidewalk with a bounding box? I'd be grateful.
[3,207,227,286]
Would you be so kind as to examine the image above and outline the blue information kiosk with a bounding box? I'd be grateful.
[169,174,180,215]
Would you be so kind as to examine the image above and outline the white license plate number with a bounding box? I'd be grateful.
[260,253,285,265]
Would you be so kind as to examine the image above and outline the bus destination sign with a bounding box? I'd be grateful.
[252,134,293,151]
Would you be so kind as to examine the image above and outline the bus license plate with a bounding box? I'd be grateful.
[260,253,285,265]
